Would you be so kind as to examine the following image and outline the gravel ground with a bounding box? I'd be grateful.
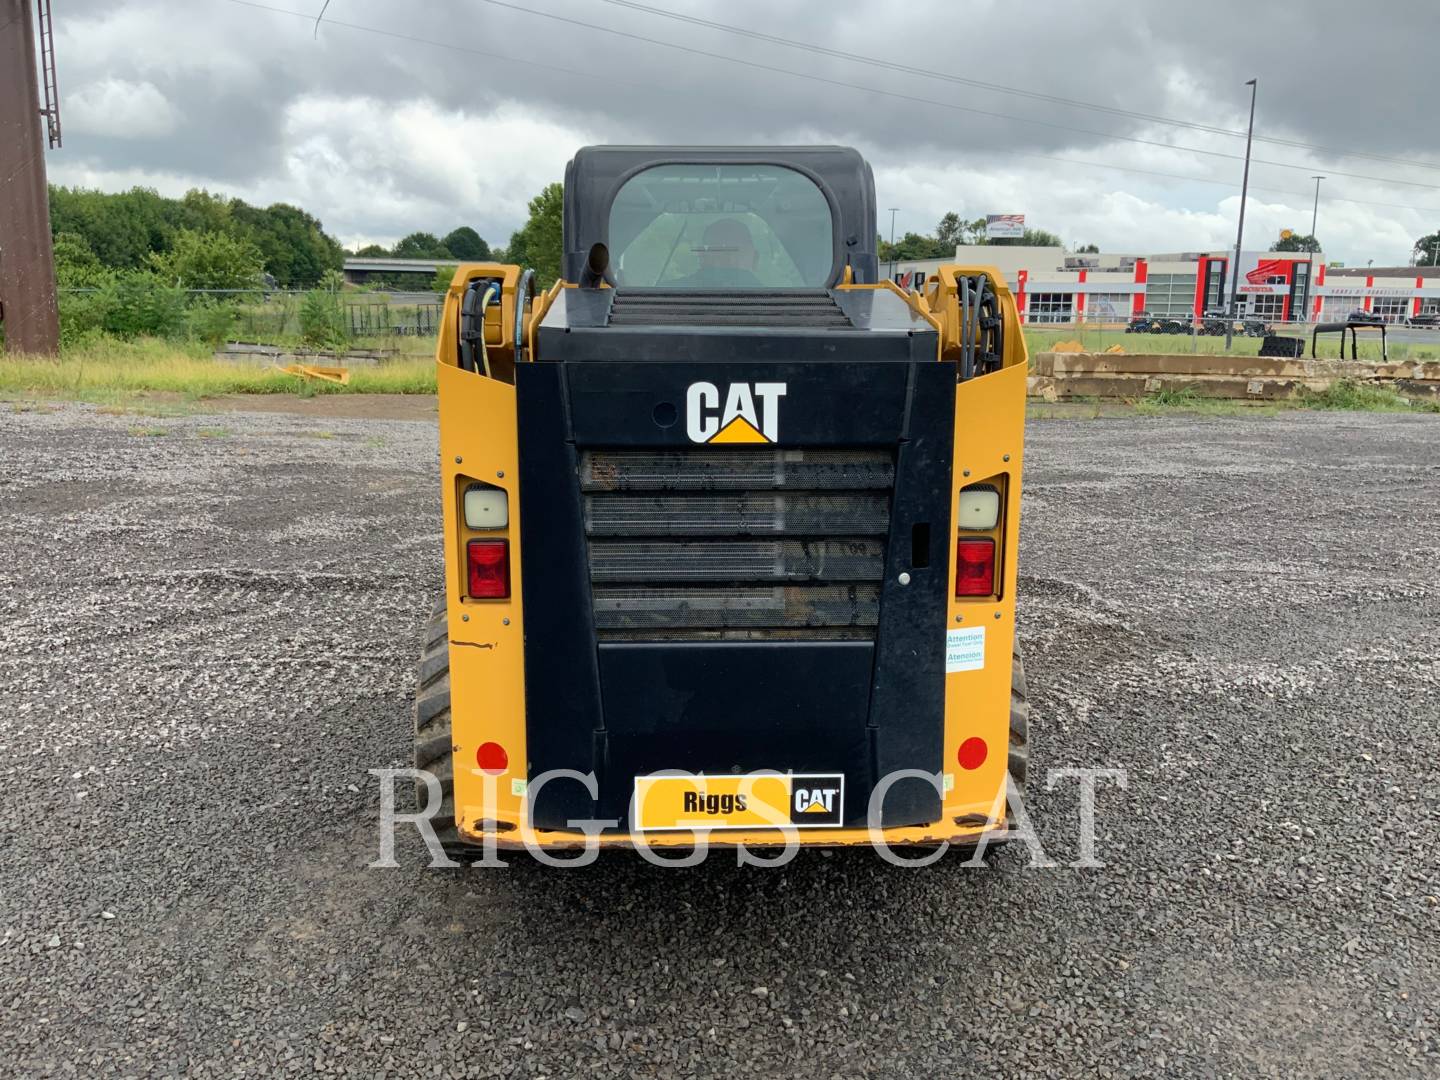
[1,401,1437,1078]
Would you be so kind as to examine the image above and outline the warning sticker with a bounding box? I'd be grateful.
[945,626,986,672]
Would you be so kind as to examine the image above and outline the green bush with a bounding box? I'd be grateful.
[430,264,458,293]
[58,290,116,347]
[100,273,187,339]
[298,288,350,350]
[186,299,239,348]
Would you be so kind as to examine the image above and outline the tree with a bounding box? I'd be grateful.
[1413,231,1440,267]
[430,265,460,293]
[352,243,389,257]
[52,233,111,289]
[1271,233,1321,253]
[504,183,564,287]
[147,228,264,290]
[990,227,1063,248]
[1076,243,1100,254]
[100,273,187,339]
[48,186,175,269]
[48,185,345,287]
[442,227,491,260]
[935,211,964,250]
[392,231,451,258]
[234,202,344,287]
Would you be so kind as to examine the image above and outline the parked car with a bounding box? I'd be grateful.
[1405,312,1440,328]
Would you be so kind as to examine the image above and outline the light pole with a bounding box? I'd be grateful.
[1224,78,1258,350]
[1306,176,1324,322]
[887,207,899,283]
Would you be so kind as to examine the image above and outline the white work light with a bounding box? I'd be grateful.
[463,485,508,530]
[957,484,1000,531]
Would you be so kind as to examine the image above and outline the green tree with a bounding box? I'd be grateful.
[935,212,964,251]
[100,273,187,339]
[1412,231,1440,266]
[392,231,450,258]
[430,265,460,293]
[1076,242,1100,254]
[990,227,1063,248]
[504,183,564,287]
[1271,233,1321,253]
[48,185,345,287]
[174,188,237,234]
[441,227,491,260]
[48,186,175,269]
[234,202,344,287]
[299,288,350,350]
[147,228,264,290]
[52,232,112,289]
[353,243,389,257]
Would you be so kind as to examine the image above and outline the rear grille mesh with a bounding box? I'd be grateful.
[581,449,893,640]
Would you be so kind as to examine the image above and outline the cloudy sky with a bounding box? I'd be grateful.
[47,0,1440,265]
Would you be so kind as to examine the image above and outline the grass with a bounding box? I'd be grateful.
[0,336,437,402]
[1025,327,1440,362]
[1300,378,1440,413]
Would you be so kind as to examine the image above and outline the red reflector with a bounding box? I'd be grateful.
[476,741,508,774]
[957,737,988,770]
[466,539,510,599]
[955,537,996,597]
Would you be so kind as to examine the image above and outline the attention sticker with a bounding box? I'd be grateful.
[945,626,986,672]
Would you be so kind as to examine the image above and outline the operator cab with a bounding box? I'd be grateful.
[538,146,936,363]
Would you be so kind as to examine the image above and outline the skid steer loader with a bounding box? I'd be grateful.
[416,146,1030,855]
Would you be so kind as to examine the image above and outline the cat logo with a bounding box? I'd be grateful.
[789,775,844,827]
[686,381,787,444]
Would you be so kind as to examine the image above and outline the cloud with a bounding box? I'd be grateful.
[66,78,181,139]
[44,0,1440,264]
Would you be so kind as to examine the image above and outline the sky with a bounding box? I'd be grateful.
[45,0,1440,266]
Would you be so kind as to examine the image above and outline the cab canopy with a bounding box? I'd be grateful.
[562,146,880,288]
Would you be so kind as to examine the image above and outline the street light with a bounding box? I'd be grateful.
[1225,78,1258,350]
[887,207,900,283]
[1306,176,1324,322]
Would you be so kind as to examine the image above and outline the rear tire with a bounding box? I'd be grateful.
[414,602,463,854]
[1009,648,1029,795]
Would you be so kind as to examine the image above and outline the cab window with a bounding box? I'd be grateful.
[608,164,834,289]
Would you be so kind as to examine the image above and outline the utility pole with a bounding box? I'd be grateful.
[1308,176,1324,247]
[0,0,60,356]
[887,207,899,283]
[1224,78,1257,351]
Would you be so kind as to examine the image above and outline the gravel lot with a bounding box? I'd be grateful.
[1,401,1437,1078]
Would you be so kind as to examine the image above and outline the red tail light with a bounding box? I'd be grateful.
[955,538,995,597]
[466,539,510,599]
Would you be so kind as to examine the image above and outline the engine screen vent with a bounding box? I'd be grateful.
[580,448,893,641]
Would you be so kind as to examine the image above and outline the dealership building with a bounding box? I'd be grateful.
[892,247,1440,325]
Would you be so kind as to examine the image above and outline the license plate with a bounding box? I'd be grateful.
[633,773,845,832]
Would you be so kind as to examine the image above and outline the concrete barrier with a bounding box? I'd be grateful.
[1028,352,1440,401]
[213,342,396,366]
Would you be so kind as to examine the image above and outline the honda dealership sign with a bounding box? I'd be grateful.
[985,214,1025,239]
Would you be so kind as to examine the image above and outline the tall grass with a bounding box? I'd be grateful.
[0,336,436,399]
